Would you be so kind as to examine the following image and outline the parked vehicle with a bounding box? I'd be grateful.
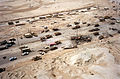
[8,21,14,25]
[32,56,42,61]
[46,35,53,39]
[0,68,5,73]
[89,28,100,32]
[40,37,46,42]
[21,48,31,53]
[9,38,16,41]
[19,45,28,49]
[50,43,56,47]
[3,56,6,59]
[9,57,17,61]
[55,41,62,45]
[74,22,80,25]
[0,46,8,50]
[52,28,59,31]
[39,16,46,19]
[72,25,80,29]
[54,32,62,36]
[24,33,33,38]
[21,52,29,56]
[0,40,7,46]
[50,46,58,50]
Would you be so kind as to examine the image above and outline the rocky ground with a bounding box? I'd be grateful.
[0,0,120,79]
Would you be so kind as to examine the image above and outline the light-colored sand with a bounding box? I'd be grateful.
[0,0,120,79]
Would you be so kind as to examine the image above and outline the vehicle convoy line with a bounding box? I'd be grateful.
[0,4,95,23]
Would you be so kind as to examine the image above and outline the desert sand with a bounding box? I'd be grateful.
[0,0,120,79]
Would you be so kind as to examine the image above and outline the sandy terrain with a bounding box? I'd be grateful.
[0,0,112,22]
[0,0,120,79]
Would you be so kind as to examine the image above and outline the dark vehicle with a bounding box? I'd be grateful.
[7,41,15,45]
[0,46,8,50]
[110,22,115,25]
[94,24,100,27]
[40,37,46,42]
[39,16,46,19]
[32,56,42,61]
[44,29,50,32]
[118,30,120,33]
[99,35,104,40]
[104,16,111,19]
[9,38,16,41]
[0,40,7,46]
[89,28,100,32]
[71,35,92,42]
[93,32,99,36]
[54,32,62,36]
[39,49,49,53]
[46,35,53,39]
[80,35,92,42]
[0,68,5,73]
[8,21,14,25]
[55,41,62,45]
[21,48,31,53]
[67,24,72,27]
[52,28,59,31]
[15,21,19,23]
[6,43,12,48]
[6,41,15,48]
[50,46,58,50]
[72,25,80,29]
[3,56,6,59]
[74,22,80,25]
